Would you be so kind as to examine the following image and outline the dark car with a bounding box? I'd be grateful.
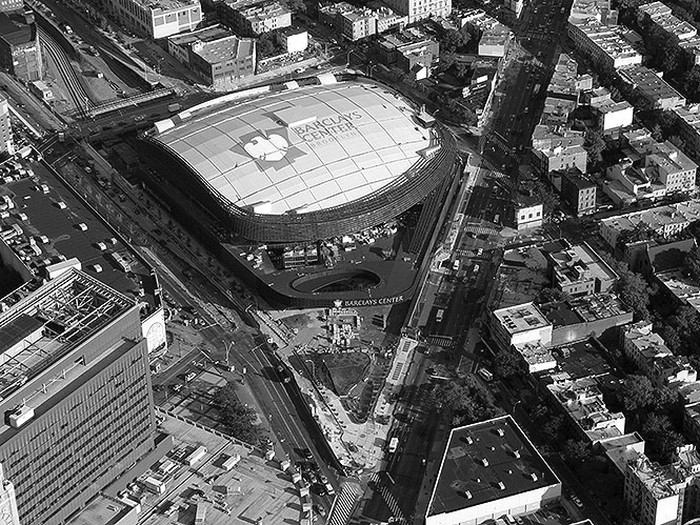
[276,365,291,383]
[300,448,313,460]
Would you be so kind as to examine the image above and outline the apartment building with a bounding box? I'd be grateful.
[588,87,634,132]
[624,447,700,525]
[218,0,291,36]
[460,9,512,58]
[619,65,686,110]
[569,0,617,25]
[531,125,587,176]
[383,0,451,23]
[568,18,642,70]
[375,27,439,76]
[604,137,696,206]
[599,200,700,247]
[106,0,202,39]
[0,269,158,525]
[490,302,553,352]
[673,104,700,164]
[547,377,625,443]
[638,1,700,65]
[167,25,256,88]
[515,201,544,230]
[546,241,617,297]
[561,171,597,216]
[319,3,405,41]
[542,53,580,124]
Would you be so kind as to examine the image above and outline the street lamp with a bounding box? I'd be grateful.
[512,399,522,414]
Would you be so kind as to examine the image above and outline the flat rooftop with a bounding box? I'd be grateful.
[548,242,617,288]
[601,199,700,236]
[128,0,200,12]
[548,339,611,380]
[427,415,559,517]
[0,269,132,402]
[69,495,139,525]
[492,302,550,335]
[0,161,158,313]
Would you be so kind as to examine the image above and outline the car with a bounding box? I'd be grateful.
[313,504,327,517]
[185,371,196,382]
[300,448,313,460]
[571,495,583,508]
[276,365,292,383]
[315,483,328,496]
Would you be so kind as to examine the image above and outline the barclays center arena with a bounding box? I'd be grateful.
[138,73,460,308]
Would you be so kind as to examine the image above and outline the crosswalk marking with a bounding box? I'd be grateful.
[369,473,408,524]
[327,482,361,525]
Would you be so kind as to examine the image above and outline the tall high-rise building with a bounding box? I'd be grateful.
[0,269,157,525]
[0,94,12,154]
[0,10,42,82]
[0,1,21,14]
[0,465,19,525]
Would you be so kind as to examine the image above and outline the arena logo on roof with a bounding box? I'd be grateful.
[290,110,364,148]
[232,128,305,169]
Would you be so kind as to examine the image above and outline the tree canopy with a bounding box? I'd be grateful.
[213,383,262,443]
[607,259,653,321]
[428,376,503,426]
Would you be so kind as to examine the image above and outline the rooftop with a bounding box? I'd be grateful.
[601,199,700,237]
[129,0,200,12]
[547,241,618,289]
[0,269,133,403]
[168,25,255,65]
[492,302,550,335]
[622,321,672,361]
[618,65,686,107]
[0,12,35,47]
[547,339,612,381]
[548,54,579,98]
[570,19,641,64]
[147,80,434,215]
[427,415,559,517]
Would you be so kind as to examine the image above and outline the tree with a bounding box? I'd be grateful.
[536,287,569,304]
[584,128,606,166]
[619,374,656,412]
[213,384,261,443]
[609,260,653,321]
[441,29,471,53]
[428,377,503,426]
[562,438,592,465]
[492,351,522,379]
[642,413,684,463]
[684,247,700,282]
[284,0,306,12]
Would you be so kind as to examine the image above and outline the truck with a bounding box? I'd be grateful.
[143,476,166,495]
[388,436,399,453]
[452,260,460,271]
[168,103,181,113]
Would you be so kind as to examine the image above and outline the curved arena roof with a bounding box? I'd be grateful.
[143,77,456,242]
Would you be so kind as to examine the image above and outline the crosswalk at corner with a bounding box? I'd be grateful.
[327,481,362,525]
